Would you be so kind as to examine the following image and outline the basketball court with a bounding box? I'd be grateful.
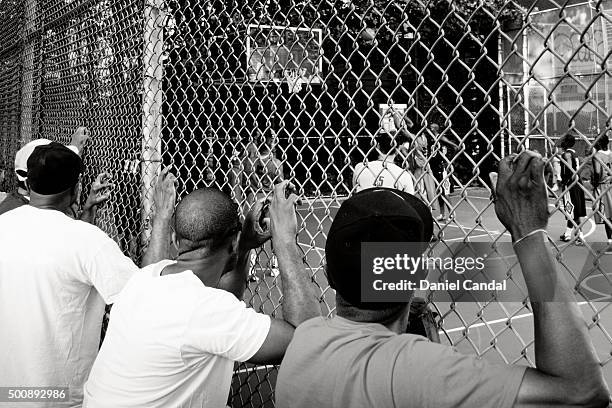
[231,187,612,407]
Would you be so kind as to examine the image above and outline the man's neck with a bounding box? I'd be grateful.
[165,250,229,288]
[378,153,396,162]
[29,193,71,212]
[335,303,410,335]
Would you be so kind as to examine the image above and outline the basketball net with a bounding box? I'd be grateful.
[284,69,304,93]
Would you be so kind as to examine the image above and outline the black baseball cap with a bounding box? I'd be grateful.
[27,142,83,195]
[325,188,433,309]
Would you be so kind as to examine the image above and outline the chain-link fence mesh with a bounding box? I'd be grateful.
[0,0,611,406]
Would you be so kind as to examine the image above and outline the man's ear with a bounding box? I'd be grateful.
[70,183,80,205]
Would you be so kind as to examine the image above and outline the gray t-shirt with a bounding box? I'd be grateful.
[276,316,526,408]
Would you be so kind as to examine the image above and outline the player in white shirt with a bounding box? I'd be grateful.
[353,131,415,194]
[84,181,321,408]
[0,143,174,408]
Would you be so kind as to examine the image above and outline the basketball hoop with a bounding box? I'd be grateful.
[284,69,305,93]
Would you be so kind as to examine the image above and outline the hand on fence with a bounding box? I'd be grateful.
[266,181,301,247]
[494,151,549,241]
[83,172,113,211]
[70,126,90,155]
[240,198,272,250]
[153,166,177,220]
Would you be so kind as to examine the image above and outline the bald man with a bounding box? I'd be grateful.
[83,182,321,408]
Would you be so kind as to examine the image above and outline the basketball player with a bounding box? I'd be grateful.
[352,131,414,194]
[250,131,284,278]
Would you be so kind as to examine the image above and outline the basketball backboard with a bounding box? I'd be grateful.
[246,25,323,84]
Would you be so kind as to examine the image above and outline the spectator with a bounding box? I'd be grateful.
[551,144,563,193]
[430,143,454,221]
[558,133,586,244]
[392,113,458,219]
[251,131,284,200]
[352,130,414,194]
[0,143,175,407]
[0,127,110,221]
[592,134,612,247]
[275,151,609,408]
[251,132,284,278]
[83,181,321,408]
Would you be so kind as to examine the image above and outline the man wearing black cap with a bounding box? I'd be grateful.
[276,151,609,408]
[0,127,111,222]
[0,143,176,407]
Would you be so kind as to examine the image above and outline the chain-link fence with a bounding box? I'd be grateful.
[1,0,611,406]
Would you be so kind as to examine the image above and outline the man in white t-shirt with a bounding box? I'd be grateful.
[353,131,414,194]
[83,181,321,408]
[0,143,175,408]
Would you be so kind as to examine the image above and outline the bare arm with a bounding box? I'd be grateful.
[390,108,416,142]
[494,152,609,407]
[79,172,113,225]
[70,126,90,155]
[142,167,176,267]
[439,134,459,150]
[248,181,322,364]
[218,199,270,298]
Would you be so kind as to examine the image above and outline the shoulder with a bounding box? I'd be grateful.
[140,259,176,277]
[295,316,326,333]
[196,284,250,310]
[70,218,116,242]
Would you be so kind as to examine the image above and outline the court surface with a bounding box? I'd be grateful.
[230,187,612,407]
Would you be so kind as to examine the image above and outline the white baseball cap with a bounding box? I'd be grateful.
[14,139,79,182]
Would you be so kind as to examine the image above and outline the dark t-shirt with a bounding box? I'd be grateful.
[276,316,526,408]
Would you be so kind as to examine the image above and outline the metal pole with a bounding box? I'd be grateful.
[140,0,165,250]
[601,6,610,122]
[498,31,505,158]
[522,28,530,150]
[20,0,37,144]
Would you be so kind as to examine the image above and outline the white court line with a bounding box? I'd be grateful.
[234,364,276,375]
[444,233,492,242]
[464,195,491,200]
[581,272,612,300]
[441,301,594,335]
[547,202,597,239]
[444,223,509,236]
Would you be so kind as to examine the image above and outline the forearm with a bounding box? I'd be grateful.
[514,234,603,384]
[440,135,458,150]
[274,240,321,327]
[398,128,415,141]
[217,245,250,299]
[141,214,172,267]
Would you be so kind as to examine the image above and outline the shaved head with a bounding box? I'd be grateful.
[174,188,239,251]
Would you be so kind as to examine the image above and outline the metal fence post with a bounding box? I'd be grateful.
[20,0,37,144]
[140,0,165,251]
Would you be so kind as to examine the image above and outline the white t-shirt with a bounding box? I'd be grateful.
[83,260,271,408]
[353,159,415,194]
[0,205,138,407]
